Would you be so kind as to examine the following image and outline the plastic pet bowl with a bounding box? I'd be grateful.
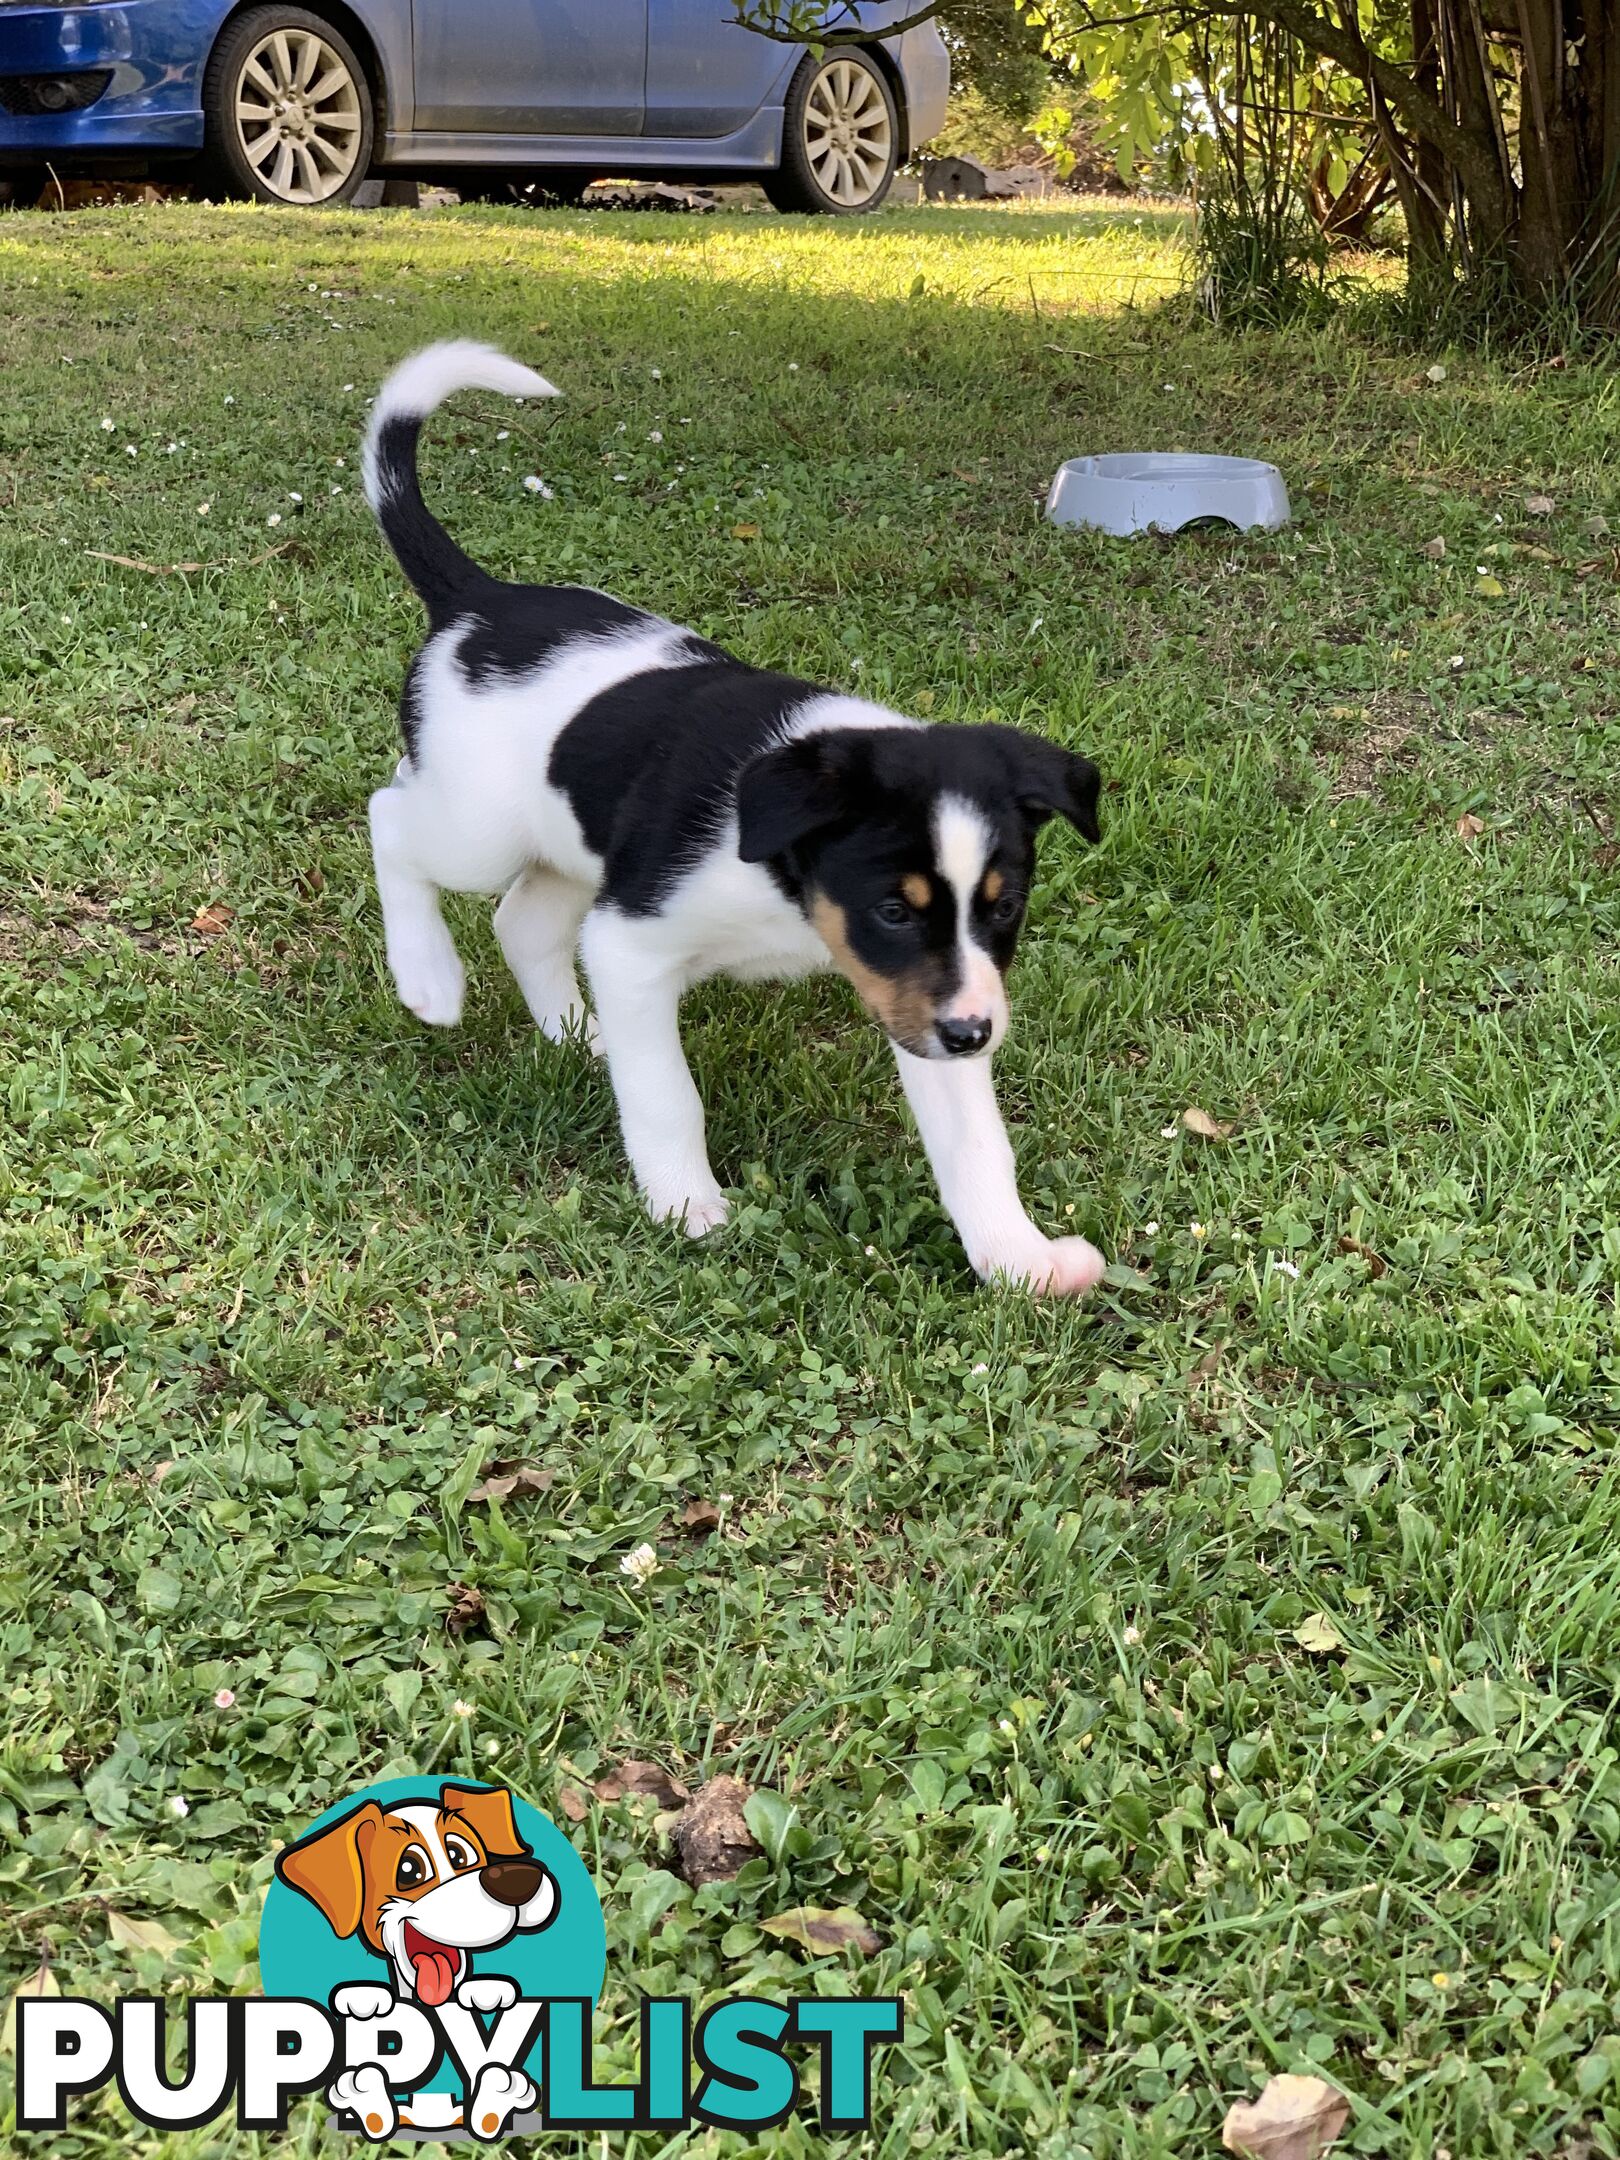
[1046,452,1290,537]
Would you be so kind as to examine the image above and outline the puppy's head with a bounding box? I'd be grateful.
[275,1782,558,2005]
[737,722,1100,1060]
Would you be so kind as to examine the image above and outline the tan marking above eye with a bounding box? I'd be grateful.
[982,868,1005,903]
[901,873,933,909]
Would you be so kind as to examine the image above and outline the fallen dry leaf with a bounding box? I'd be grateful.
[1222,2073,1349,2160]
[594,1759,691,1810]
[1,1956,58,2054]
[106,1910,182,1959]
[1454,812,1486,840]
[190,902,234,936]
[444,1581,486,1638]
[1293,1611,1345,1656]
[672,1775,757,1885]
[761,1907,882,1958]
[1474,574,1505,599]
[729,522,761,540]
[680,1498,722,1537]
[557,1783,590,1824]
[1336,1234,1387,1278]
[1181,1106,1234,1141]
[1421,536,1446,559]
[1525,493,1556,517]
[466,1460,554,1505]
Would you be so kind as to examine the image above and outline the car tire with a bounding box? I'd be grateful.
[764,46,897,215]
[458,170,593,209]
[198,6,374,207]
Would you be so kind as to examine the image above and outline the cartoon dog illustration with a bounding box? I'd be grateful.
[275,1781,558,2140]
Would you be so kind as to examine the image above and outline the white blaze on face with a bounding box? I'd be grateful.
[376,1805,520,2005]
[932,795,1009,1049]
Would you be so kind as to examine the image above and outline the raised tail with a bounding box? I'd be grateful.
[363,341,560,624]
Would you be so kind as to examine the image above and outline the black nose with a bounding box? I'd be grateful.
[936,1015,992,1056]
[481,1859,544,1908]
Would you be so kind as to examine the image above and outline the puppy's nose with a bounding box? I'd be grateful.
[936,1015,993,1057]
[481,1859,545,1908]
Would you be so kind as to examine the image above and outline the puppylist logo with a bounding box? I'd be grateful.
[15,1776,903,2142]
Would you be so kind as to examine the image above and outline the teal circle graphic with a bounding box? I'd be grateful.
[259,1777,605,2100]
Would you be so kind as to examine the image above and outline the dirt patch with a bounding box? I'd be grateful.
[1316,691,1432,802]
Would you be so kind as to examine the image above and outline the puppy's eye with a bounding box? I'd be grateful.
[874,897,915,928]
[395,1845,432,1891]
[987,892,1024,926]
[444,1836,478,1872]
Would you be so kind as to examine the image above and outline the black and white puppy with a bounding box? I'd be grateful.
[363,343,1106,1297]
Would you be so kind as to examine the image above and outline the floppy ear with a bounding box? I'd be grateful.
[275,1801,384,1939]
[735,738,853,863]
[440,1782,528,1860]
[1010,738,1102,843]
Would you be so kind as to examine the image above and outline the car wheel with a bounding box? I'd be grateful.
[459,170,593,209]
[765,46,897,215]
[199,6,373,207]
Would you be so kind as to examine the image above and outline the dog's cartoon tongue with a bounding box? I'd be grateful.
[403,1921,460,2007]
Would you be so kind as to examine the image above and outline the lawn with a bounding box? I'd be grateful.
[4,192,1620,2159]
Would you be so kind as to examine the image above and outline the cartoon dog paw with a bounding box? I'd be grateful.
[329,2064,397,2142]
[466,2062,537,2141]
[332,1982,395,2021]
[455,1974,518,2014]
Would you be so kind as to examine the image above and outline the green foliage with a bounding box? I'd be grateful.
[4,195,1620,2156]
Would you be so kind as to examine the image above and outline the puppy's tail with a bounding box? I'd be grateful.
[363,341,560,624]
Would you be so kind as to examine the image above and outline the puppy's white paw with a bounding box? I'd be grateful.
[982,1235,1106,1300]
[646,1182,731,1237]
[466,2062,537,2141]
[329,2064,397,2141]
[456,1974,518,2014]
[331,1982,395,2021]
[390,935,465,1027]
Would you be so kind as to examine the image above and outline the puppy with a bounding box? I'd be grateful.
[363,342,1106,1297]
[276,1781,557,2140]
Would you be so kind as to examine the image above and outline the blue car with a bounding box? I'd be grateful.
[0,1,948,212]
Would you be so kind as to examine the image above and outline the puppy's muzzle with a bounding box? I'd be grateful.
[482,1859,546,1907]
[935,1014,993,1057]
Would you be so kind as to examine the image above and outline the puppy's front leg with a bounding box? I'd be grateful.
[580,909,730,1236]
[893,1047,1105,1297]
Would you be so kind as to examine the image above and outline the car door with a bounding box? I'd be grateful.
[642,0,795,137]
[411,0,648,135]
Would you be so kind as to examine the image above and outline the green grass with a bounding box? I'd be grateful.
[4,193,1620,2159]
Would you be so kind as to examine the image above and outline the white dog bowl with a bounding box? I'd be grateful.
[1046,452,1290,537]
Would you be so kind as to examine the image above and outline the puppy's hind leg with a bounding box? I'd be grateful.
[369,781,465,1026]
[494,867,598,1049]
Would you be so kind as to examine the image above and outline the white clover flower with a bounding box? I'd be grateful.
[1274,1259,1300,1279]
[650,367,662,380]
[453,1699,474,1719]
[169,1795,190,1818]
[266,513,282,528]
[1123,1624,1142,1645]
[1190,1221,1208,1239]
[224,395,234,405]
[620,1542,660,1586]
[523,475,553,498]
[197,503,210,516]
[1144,1220,1160,1236]
[100,416,114,431]
[288,491,302,504]
[496,429,509,441]
[649,430,663,443]
[125,444,137,458]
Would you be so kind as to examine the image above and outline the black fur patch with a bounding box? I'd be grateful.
[456,583,653,689]
[549,655,813,914]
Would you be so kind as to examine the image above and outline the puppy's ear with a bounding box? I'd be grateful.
[276,1801,384,1939]
[735,737,854,863]
[441,1782,527,1860]
[1008,736,1102,843]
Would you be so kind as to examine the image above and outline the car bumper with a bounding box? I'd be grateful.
[896,22,948,155]
[0,2,205,158]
